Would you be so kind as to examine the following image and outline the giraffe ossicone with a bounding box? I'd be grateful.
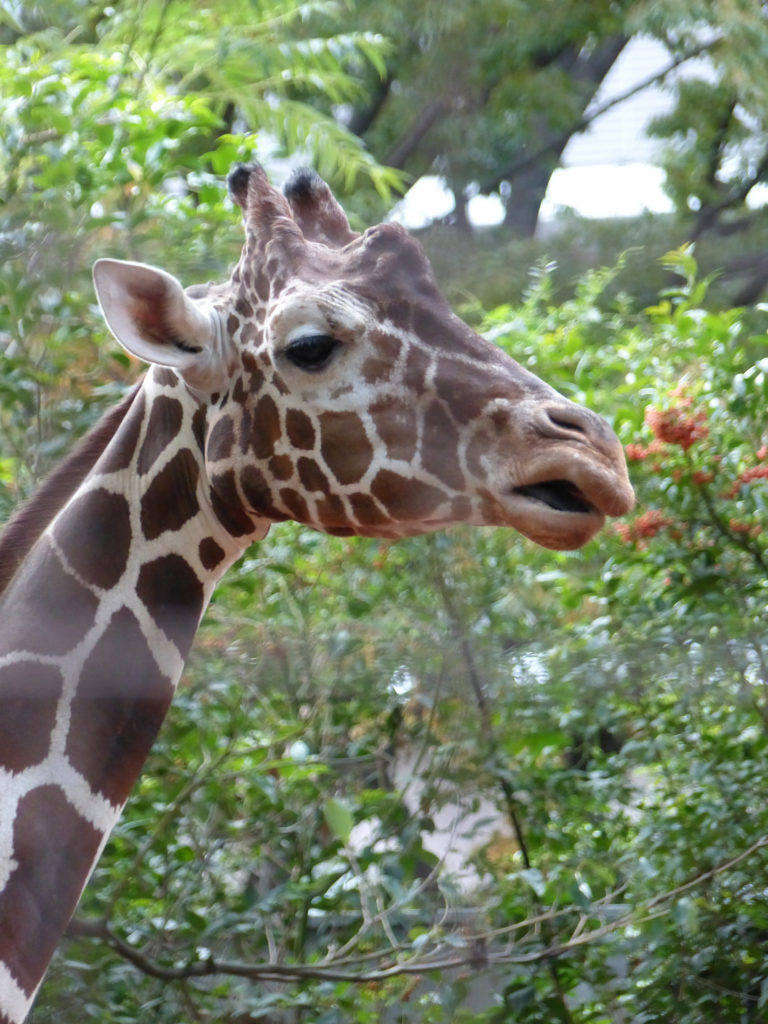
[0,162,633,1023]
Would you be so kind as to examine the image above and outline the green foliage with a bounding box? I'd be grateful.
[0,0,400,508]
[635,4,768,233]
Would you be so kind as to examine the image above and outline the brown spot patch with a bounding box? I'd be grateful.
[421,401,464,491]
[297,457,330,494]
[269,454,294,481]
[0,786,103,997]
[191,405,206,454]
[350,493,389,527]
[361,357,391,385]
[369,398,418,463]
[137,396,184,475]
[286,408,315,450]
[66,606,173,805]
[279,488,310,522]
[2,539,99,656]
[240,321,258,344]
[54,488,131,590]
[232,376,247,404]
[434,355,500,424]
[199,537,226,571]
[0,661,63,773]
[137,554,205,655]
[319,411,373,485]
[404,346,431,394]
[210,469,256,536]
[451,495,473,521]
[375,330,403,362]
[140,448,201,541]
[239,408,253,455]
[98,389,146,474]
[207,414,235,463]
[239,465,288,522]
[361,330,402,384]
[315,493,351,528]
[371,469,446,521]
[241,350,264,382]
[251,393,281,459]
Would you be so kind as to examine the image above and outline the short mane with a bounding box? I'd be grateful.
[0,385,141,598]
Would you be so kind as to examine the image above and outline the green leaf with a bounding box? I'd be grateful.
[323,796,354,844]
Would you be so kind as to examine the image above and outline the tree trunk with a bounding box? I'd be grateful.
[450,187,473,234]
[499,33,629,236]
[503,156,558,236]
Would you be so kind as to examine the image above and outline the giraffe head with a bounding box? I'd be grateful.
[93,163,633,550]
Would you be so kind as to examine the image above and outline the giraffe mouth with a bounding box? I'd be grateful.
[512,479,597,516]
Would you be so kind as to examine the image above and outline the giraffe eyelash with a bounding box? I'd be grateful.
[169,333,203,355]
[284,333,340,371]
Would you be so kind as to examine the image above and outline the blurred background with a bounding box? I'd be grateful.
[2,2,768,1022]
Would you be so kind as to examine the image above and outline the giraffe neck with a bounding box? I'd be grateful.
[0,369,266,1023]
[0,386,141,600]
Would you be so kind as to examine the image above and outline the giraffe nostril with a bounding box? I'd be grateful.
[548,411,587,435]
[539,402,611,443]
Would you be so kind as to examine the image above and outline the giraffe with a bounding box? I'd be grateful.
[0,162,634,1023]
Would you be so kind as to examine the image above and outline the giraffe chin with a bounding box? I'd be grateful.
[509,505,607,551]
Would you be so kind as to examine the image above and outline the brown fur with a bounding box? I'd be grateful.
[0,385,141,598]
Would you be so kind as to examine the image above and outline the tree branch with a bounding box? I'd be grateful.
[66,832,768,987]
[347,74,393,137]
[480,39,715,195]
[695,469,768,572]
[692,146,768,241]
[384,95,451,170]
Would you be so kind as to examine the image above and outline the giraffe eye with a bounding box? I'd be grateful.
[285,333,339,371]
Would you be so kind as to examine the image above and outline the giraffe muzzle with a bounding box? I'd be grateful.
[485,398,635,548]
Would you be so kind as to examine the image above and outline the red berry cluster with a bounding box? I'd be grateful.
[643,399,709,452]
[614,509,672,547]
[619,392,767,549]
[625,397,709,465]
[728,518,762,537]
[625,440,664,463]
[724,463,768,499]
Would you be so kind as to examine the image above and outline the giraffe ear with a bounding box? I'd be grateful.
[93,259,215,369]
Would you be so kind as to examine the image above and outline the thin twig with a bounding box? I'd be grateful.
[66,833,768,984]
